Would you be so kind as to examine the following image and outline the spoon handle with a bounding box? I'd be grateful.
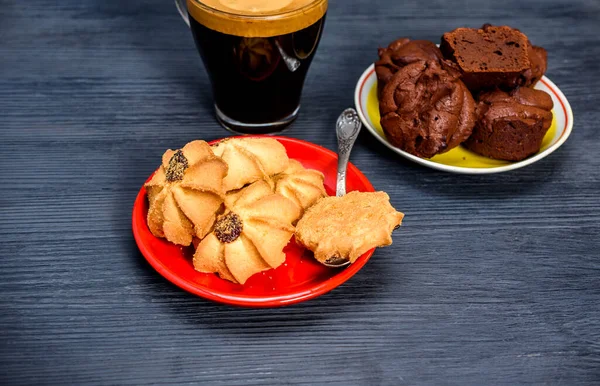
[336,108,362,197]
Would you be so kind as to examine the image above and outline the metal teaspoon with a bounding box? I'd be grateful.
[322,108,363,268]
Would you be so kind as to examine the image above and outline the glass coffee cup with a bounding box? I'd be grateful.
[175,0,328,133]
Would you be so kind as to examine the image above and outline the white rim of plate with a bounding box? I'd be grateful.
[354,64,574,174]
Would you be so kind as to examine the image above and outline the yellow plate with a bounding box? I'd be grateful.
[354,64,573,174]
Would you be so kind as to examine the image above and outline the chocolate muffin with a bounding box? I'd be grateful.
[480,24,548,87]
[464,87,554,161]
[524,43,548,87]
[379,60,476,158]
[440,25,547,92]
[375,38,447,95]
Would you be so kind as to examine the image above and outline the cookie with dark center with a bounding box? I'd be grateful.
[145,140,227,246]
[193,180,301,285]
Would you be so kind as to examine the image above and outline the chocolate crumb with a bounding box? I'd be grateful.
[214,212,243,243]
[165,150,188,182]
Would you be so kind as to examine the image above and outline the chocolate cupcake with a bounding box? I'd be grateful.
[379,60,476,158]
[480,24,548,88]
[464,87,554,161]
[375,38,447,95]
[524,43,548,87]
[440,25,547,92]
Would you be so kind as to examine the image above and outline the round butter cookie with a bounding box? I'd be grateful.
[295,191,404,265]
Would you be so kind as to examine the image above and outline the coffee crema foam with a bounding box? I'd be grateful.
[187,0,327,37]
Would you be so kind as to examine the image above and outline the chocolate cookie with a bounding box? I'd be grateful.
[464,87,554,161]
[375,38,446,95]
[379,60,476,158]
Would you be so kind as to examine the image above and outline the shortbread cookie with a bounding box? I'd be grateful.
[194,180,300,284]
[273,159,327,219]
[145,140,227,246]
[211,137,289,191]
[295,191,404,265]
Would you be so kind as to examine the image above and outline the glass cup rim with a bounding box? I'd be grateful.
[188,0,326,20]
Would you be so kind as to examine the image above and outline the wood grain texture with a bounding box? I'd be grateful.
[1,0,599,384]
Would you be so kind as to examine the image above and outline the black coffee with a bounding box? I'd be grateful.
[189,14,325,133]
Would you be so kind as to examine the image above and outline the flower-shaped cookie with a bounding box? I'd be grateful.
[193,180,300,284]
[295,191,404,265]
[145,140,227,246]
[273,159,327,219]
[211,137,289,192]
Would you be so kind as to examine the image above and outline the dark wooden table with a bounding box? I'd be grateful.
[2,0,599,384]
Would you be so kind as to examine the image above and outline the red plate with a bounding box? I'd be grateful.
[132,136,375,307]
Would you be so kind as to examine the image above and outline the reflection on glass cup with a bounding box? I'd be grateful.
[175,0,327,133]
